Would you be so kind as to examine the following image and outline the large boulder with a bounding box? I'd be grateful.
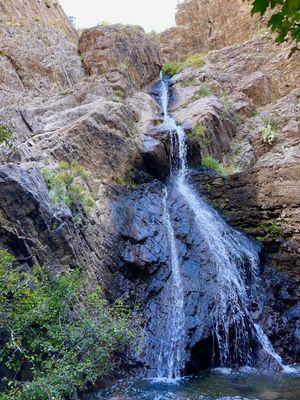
[79,24,162,91]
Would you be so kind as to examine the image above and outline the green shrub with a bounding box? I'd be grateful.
[162,53,205,77]
[196,83,212,97]
[221,91,233,111]
[183,53,205,68]
[161,62,181,77]
[98,21,110,26]
[255,220,283,242]
[261,123,278,145]
[113,89,125,100]
[41,161,95,215]
[0,250,134,400]
[202,156,225,175]
[187,124,206,140]
[0,125,15,151]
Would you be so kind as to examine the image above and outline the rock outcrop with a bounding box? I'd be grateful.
[0,0,83,107]
[79,24,162,91]
[158,0,267,61]
[0,0,78,43]
[0,2,162,301]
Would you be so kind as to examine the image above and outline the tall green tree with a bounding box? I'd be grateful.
[249,0,300,54]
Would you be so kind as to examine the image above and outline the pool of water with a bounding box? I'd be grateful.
[86,367,300,400]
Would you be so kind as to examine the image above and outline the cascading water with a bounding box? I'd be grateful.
[157,72,285,377]
[157,188,185,378]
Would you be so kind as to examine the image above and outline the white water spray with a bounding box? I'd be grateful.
[157,188,185,378]
[158,72,286,375]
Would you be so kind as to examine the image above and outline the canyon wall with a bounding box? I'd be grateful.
[0,0,77,42]
[158,0,268,61]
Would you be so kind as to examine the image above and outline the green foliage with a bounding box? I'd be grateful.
[113,89,125,100]
[183,53,205,68]
[202,156,225,175]
[162,53,205,77]
[187,125,207,143]
[161,62,181,77]
[98,21,110,26]
[0,251,134,400]
[255,220,283,242]
[261,122,278,145]
[41,161,95,215]
[248,0,300,54]
[196,83,212,97]
[221,91,233,110]
[113,174,139,189]
[0,126,15,151]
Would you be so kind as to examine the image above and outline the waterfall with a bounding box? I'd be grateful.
[157,73,285,377]
[157,188,185,378]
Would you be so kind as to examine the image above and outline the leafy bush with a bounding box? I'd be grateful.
[261,123,278,145]
[248,0,300,55]
[98,21,110,26]
[196,83,212,97]
[41,161,95,215]
[187,124,206,140]
[161,62,181,77]
[0,126,15,151]
[183,53,205,68]
[162,53,205,77]
[0,250,134,400]
[202,156,225,175]
[255,220,283,242]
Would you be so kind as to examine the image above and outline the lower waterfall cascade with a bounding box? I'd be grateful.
[146,72,290,379]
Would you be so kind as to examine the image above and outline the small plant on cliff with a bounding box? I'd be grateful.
[162,62,181,77]
[187,124,206,141]
[41,161,95,215]
[261,122,278,145]
[202,156,225,175]
[0,125,15,151]
[162,53,206,77]
[255,220,283,242]
[98,21,110,26]
[184,53,205,68]
[0,250,134,400]
[196,83,212,97]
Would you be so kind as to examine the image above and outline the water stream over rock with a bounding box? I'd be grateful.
[142,74,287,378]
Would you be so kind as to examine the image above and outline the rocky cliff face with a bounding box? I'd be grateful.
[0,0,83,107]
[158,0,268,61]
[79,24,162,92]
[0,0,77,42]
[0,1,162,303]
